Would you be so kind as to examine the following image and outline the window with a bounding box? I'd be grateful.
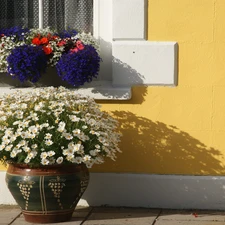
[0,0,177,100]
[0,0,93,33]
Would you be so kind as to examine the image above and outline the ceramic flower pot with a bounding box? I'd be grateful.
[5,163,89,223]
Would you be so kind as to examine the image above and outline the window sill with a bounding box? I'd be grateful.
[0,81,132,100]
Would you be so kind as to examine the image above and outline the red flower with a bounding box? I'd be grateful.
[47,33,52,39]
[76,40,84,50]
[52,35,59,40]
[32,37,41,45]
[40,37,49,45]
[57,40,67,47]
[192,213,198,218]
[43,45,53,55]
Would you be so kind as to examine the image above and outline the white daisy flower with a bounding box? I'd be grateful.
[41,158,50,165]
[10,135,17,142]
[23,146,31,152]
[83,155,91,162]
[5,129,13,136]
[41,152,48,159]
[47,151,55,157]
[29,150,37,158]
[49,157,56,164]
[0,144,5,151]
[90,150,98,156]
[63,149,70,156]
[63,132,73,140]
[74,157,82,164]
[72,129,81,136]
[57,121,66,132]
[45,139,53,146]
[31,144,38,149]
[29,126,38,134]
[24,157,31,164]
[66,154,74,162]
[45,133,52,139]
[69,115,80,122]
[88,118,97,126]
[19,140,26,146]
[0,116,6,121]
[56,157,63,164]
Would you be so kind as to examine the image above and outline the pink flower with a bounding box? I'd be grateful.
[70,47,79,53]
[76,40,84,50]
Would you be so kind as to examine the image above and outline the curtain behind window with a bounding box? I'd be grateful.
[0,0,93,33]
[0,0,38,28]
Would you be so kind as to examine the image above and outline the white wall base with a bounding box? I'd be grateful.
[1,171,225,210]
[0,171,17,204]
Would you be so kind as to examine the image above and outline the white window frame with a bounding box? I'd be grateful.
[90,0,177,99]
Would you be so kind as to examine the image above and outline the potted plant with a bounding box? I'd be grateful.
[0,86,121,223]
[0,27,101,86]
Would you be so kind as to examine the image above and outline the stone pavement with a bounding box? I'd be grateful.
[1,205,225,225]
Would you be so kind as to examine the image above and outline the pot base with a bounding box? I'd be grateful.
[23,209,74,223]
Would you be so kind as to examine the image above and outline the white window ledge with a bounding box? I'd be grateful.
[78,81,132,100]
[0,81,132,100]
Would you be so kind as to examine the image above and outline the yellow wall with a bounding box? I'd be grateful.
[2,0,225,175]
[92,0,225,175]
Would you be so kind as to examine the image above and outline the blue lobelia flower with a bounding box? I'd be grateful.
[7,45,48,83]
[56,45,101,87]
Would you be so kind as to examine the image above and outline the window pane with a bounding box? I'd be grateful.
[0,0,39,28]
[43,0,93,33]
[0,0,93,33]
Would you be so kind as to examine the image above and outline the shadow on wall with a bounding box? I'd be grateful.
[112,57,145,85]
[95,85,148,105]
[93,111,225,175]
[87,38,148,102]
[90,57,148,102]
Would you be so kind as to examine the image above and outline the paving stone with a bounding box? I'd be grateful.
[92,207,160,214]
[154,220,225,225]
[159,209,225,222]
[73,206,92,218]
[0,206,21,225]
[11,214,84,225]
[10,206,91,225]
[83,211,159,225]
[4,206,225,225]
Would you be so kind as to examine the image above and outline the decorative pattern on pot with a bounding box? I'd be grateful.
[17,176,35,210]
[48,176,66,210]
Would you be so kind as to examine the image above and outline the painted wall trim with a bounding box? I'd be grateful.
[94,0,177,87]
[112,41,177,86]
[112,0,147,40]
[1,171,225,210]
[0,81,132,100]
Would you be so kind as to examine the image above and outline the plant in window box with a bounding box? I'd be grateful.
[0,86,121,223]
[0,27,101,87]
